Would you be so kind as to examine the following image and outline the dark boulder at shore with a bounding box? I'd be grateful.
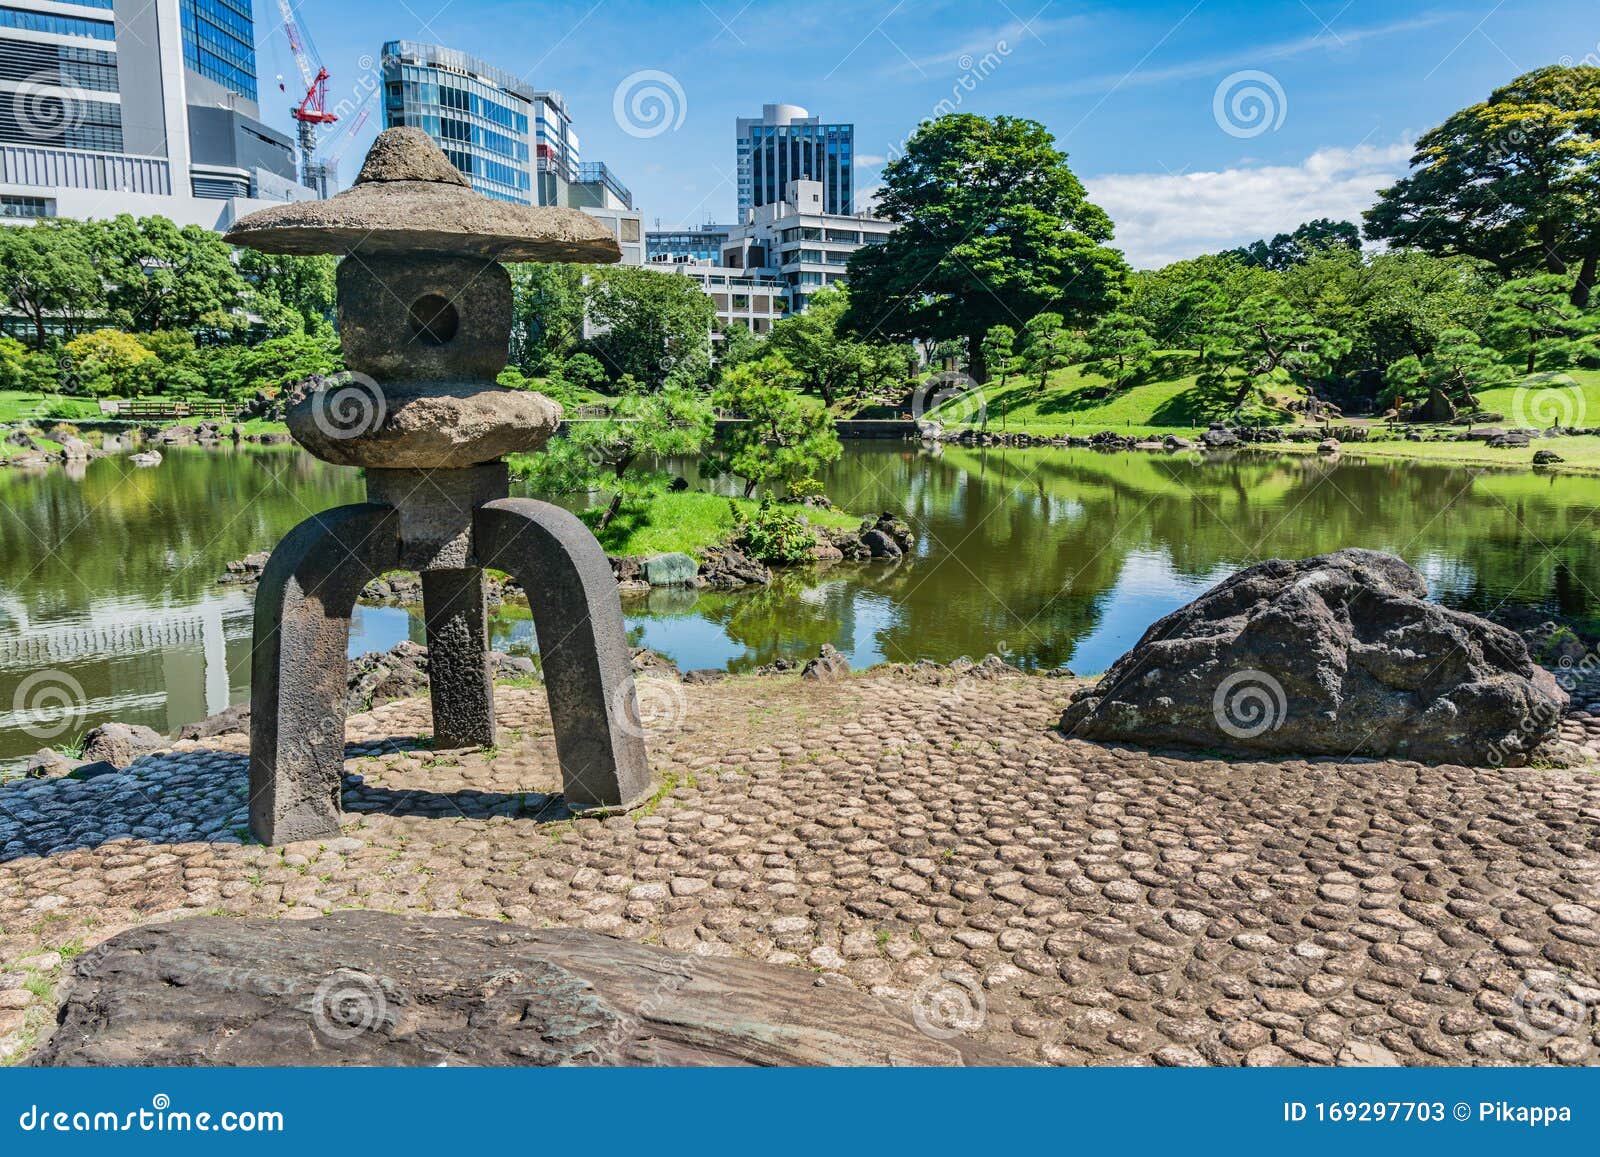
[1060,548,1566,766]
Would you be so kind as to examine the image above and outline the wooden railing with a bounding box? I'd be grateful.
[98,399,240,420]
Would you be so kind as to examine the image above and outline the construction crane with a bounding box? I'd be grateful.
[319,101,373,192]
[273,0,336,196]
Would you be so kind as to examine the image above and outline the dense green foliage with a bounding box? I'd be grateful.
[731,494,819,563]
[842,114,1125,377]
[708,357,843,496]
[1365,65,1600,306]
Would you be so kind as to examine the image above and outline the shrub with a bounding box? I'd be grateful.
[732,495,817,564]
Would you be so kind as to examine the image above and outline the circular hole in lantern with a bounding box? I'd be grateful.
[407,294,459,346]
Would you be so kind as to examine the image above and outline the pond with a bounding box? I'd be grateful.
[2,441,1599,770]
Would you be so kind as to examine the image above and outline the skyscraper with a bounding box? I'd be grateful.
[380,39,642,263]
[736,103,853,218]
[0,0,308,227]
[380,40,534,204]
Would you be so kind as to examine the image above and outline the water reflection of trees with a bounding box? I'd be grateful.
[0,447,362,614]
[817,445,1600,658]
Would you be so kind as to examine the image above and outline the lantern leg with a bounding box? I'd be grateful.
[421,567,496,749]
[249,503,399,845]
[473,497,649,809]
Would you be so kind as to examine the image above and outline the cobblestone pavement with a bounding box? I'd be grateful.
[2,668,1599,1066]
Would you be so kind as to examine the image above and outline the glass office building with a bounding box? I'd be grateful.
[179,0,258,103]
[736,103,853,218]
[381,40,533,203]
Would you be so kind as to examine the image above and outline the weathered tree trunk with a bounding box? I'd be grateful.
[1571,246,1598,309]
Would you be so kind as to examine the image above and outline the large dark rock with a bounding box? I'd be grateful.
[1060,549,1566,766]
[31,912,1001,1067]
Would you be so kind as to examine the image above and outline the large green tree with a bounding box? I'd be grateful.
[91,215,246,333]
[1364,65,1600,305]
[237,250,336,336]
[1488,273,1599,373]
[769,285,908,410]
[0,220,103,345]
[709,356,842,496]
[1198,295,1350,411]
[509,262,586,369]
[843,114,1124,378]
[585,265,715,389]
[1226,218,1361,271]
[1081,309,1157,388]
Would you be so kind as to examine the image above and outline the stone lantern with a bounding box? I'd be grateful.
[225,128,648,845]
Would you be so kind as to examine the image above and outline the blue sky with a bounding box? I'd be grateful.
[259,0,1598,267]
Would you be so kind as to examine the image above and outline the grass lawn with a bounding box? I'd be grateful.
[925,357,1273,439]
[0,391,41,423]
[582,489,859,558]
[1474,367,1600,425]
[0,391,97,424]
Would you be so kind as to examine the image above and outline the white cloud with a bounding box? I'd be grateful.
[1084,142,1413,269]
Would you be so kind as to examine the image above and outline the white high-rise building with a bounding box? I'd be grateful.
[736,103,854,218]
[0,0,314,228]
[723,177,892,313]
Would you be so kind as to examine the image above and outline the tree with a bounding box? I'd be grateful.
[1082,310,1157,388]
[1488,274,1598,374]
[1274,247,1498,378]
[980,325,1018,389]
[0,336,28,391]
[1227,218,1361,270]
[1198,296,1350,411]
[843,113,1125,377]
[92,215,247,333]
[769,284,905,410]
[237,250,336,335]
[0,220,103,345]
[584,266,715,389]
[561,352,608,392]
[509,262,586,369]
[709,356,842,497]
[1364,65,1600,306]
[212,332,342,401]
[1126,253,1268,358]
[716,323,766,376]
[62,328,155,396]
[1383,327,1504,405]
[1020,312,1073,388]
[518,382,715,531]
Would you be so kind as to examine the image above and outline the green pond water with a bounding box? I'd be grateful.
[1,441,1598,769]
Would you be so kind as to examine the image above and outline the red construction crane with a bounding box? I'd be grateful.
[274,0,336,194]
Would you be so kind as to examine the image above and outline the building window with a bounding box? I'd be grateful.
[0,7,114,39]
[1,194,54,218]
[620,217,640,243]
